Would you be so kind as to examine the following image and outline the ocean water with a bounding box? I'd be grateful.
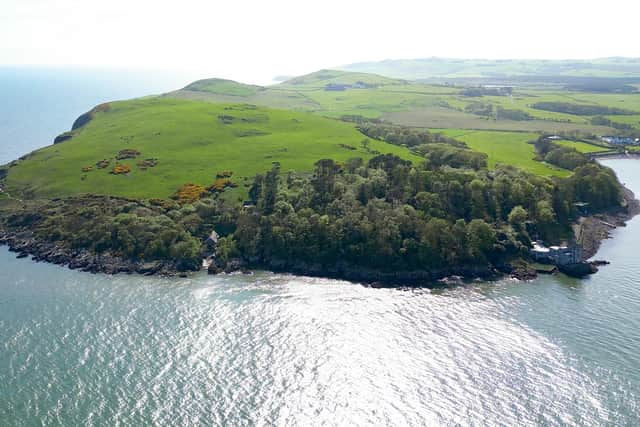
[0,66,199,165]
[1,71,640,426]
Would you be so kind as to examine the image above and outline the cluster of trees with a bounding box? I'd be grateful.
[532,102,636,116]
[3,197,204,270]
[496,107,532,121]
[357,123,466,148]
[533,138,589,171]
[226,153,622,274]
[1,136,624,278]
[465,102,493,116]
[591,115,631,129]
[564,79,638,94]
[465,102,532,121]
[590,116,637,135]
[413,144,487,170]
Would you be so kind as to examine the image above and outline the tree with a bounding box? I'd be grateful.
[508,206,528,227]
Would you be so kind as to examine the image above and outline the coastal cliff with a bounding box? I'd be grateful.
[577,185,640,260]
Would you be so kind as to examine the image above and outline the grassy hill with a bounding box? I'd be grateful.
[163,69,640,178]
[3,97,420,200]
[183,78,261,96]
[5,67,640,201]
[434,130,569,177]
[168,69,638,135]
[339,57,640,80]
[281,69,405,87]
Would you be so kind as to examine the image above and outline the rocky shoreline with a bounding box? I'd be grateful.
[2,183,638,285]
[0,230,194,276]
[576,185,640,261]
[223,259,507,288]
[1,227,519,286]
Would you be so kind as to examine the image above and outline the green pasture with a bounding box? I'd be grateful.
[433,129,569,177]
[553,139,611,153]
[4,98,420,200]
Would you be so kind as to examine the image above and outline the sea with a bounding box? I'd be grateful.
[1,67,640,426]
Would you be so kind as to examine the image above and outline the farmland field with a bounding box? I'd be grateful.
[381,107,614,134]
[553,139,612,153]
[433,129,570,176]
[169,70,640,137]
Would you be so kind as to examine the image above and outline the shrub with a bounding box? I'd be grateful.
[172,183,207,203]
[116,149,141,160]
[96,159,111,169]
[207,178,237,193]
[137,158,158,170]
[110,164,131,175]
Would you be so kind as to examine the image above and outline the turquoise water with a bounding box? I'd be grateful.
[1,71,640,425]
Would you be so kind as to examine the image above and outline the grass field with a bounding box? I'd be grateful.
[4,98,420,199]
[183,78,261,97]
[6,69,640,202]
[381,108,614,134]
[553,139,612,153]
[169,70,640,136]
[434,130,570,177]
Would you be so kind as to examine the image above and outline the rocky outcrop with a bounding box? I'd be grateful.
[577,185,640,260]
[226,258,502,287]
[559,262,599,278]
[0,230,196,276]
[53,132,74,144]
[71,102,111,130]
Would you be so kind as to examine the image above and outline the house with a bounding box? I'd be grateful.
[601,135,635,145]
[531,241,581,265]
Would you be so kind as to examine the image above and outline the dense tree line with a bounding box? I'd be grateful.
[590,116,639,137]
[532,102,636,116]
[533,137,590,171]
[2,197,204,270]
[0,140,624,279]
[465,102,493,117]
[356,123,466,148]
[590,115,633,130]
[461,87,513,97]
[465,103,532,121]
[496,107,532,121]
[226,153,622,275]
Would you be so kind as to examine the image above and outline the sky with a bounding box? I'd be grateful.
[2,0,640,84]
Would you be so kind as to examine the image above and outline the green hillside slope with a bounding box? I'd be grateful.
[3,97,420,199]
